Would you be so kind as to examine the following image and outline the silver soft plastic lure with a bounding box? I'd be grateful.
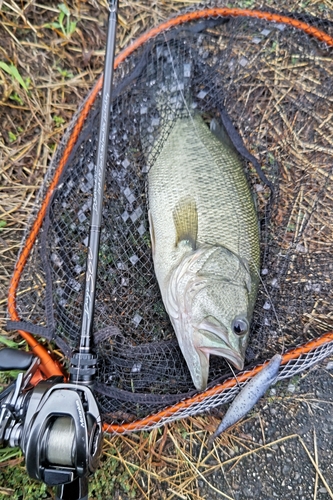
[209,354,282,443]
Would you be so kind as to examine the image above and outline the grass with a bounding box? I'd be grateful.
[1,0,333,498]
[43,3,78,39]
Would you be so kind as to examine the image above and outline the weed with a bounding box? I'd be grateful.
[44,4,78,39]
[56,67,74,79]
[0,446,22,463]
[8,131,17,142]
[142,232,151,248]
[227,0,257,6]
[0,460,50,500]
[0,367,23,392]
[318,3,328,12]
[152,300,166,316]
[89,449,138,499]
[9,92,24,105]
[53,115,65,126]
[0,335,23,348]
[0,62,28,91]
[99,243,115,266]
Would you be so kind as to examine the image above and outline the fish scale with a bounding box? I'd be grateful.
[148,113,260,390]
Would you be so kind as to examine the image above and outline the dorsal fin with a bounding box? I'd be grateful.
[210,118,235,152]
[218,105,274,193]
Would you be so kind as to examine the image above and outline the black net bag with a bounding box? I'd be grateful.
[7,2,333,432]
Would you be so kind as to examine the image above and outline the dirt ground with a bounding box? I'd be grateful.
[196,361,333,500]
[1,0,333,499]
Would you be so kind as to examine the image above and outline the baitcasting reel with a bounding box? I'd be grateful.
[0,348,103,500]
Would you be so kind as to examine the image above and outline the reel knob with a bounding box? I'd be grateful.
[0,348,33,371]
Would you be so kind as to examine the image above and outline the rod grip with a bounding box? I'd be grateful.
[55,476,88,500]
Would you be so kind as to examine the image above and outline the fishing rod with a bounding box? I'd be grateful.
[0,1,118,499]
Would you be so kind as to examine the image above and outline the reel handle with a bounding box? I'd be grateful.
[0,347,34,371]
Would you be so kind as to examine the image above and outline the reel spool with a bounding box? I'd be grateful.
[46,417,76,467]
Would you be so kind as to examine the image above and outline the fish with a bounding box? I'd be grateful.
[208,354,282,445]
[147,112,260,391]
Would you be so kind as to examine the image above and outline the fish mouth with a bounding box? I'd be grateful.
[198,329,244,371]
[199,344,244,371]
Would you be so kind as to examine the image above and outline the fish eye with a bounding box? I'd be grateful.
[232,318,249,336]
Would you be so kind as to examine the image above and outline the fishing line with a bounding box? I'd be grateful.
[163,28,273,202]
[256,268,285,356]
[163,32,207,150]
[225,359,241,388]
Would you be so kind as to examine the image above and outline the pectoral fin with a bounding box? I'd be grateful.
[148,209,156,258]
[173,197,198,250]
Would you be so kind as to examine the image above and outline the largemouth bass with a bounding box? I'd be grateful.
[148,113,260,391]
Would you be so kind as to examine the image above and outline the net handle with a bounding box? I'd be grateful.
[7,7,333,391]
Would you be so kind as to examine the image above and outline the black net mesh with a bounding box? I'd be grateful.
[8,3,333,424]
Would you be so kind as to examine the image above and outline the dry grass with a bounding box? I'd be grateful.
[91,404,333,500]
[0,0,197,314]
[73,406,327,499]
[1,0,333,499]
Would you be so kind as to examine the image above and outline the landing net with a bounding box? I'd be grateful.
[7,1,333,431]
